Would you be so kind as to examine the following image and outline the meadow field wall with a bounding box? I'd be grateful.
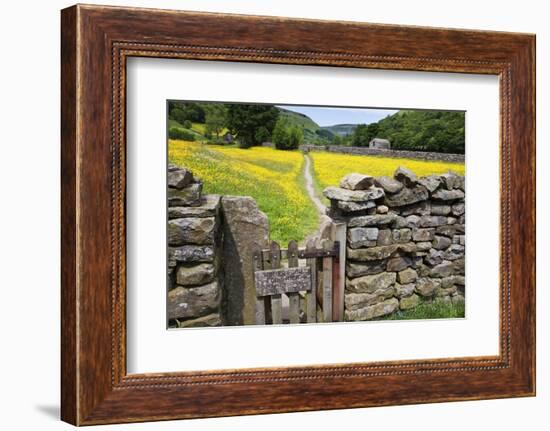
[301,144,465,163]
[324,168,466,321]
[166,163,466,327]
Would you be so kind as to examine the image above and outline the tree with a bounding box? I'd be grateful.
[169,107,187,125]
[255,126,271,144]
[351,124,369,147]
[272,119,303,150]
[204,104,227,139]
[332,134,343,146]
[168,101,206,123]
[226,104,279,148]
[288,126,303,149]
[351,123,379,147]
[272,119,289,150]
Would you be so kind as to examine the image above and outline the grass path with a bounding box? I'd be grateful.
[303,154,326,215]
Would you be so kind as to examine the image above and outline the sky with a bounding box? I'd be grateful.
[277,105,399,127]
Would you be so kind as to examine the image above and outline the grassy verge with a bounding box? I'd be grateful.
[376,301,465,321]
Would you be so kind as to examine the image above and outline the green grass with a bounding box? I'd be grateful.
[376,301,465,321]
[190,122,206,134]
[168,119,183,129]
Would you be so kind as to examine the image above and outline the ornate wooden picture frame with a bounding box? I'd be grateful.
[61,4,535,425]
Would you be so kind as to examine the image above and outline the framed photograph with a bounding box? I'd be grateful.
[61,4,535,425]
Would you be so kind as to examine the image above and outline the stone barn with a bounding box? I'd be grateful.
[369,137,391,149]
[223,132,233,144]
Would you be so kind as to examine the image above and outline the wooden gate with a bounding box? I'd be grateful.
[253,223,346,325]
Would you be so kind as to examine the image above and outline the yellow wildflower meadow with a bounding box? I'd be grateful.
[168,141,466,243]
[168,140,319,244]
[309,151,465,190]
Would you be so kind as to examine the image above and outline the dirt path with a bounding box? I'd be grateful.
[303,154,327,215]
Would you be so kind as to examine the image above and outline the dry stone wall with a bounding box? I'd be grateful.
[301,144,465,163]
[167,164,224,328]
[323,167,466,321]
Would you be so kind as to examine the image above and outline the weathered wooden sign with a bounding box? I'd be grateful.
[254,266,312,297]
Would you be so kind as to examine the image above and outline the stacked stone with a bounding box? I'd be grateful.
[323,167,466,321]
[167,164,224,328]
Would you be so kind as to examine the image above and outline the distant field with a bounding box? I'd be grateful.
[168,141,319,244]
[310,151,465,190]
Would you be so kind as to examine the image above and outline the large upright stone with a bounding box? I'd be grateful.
[221,196,269,326]
[340,173,374,190]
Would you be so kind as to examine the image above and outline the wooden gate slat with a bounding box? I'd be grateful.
[305,239,317,323]
[253,249,266,325]
[321,239,333,323]
[287,240,300,324]
[269,241,283,325]
[332,223,347,322]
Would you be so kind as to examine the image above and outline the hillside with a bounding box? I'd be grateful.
[320,124,357,137]
[277,107,321,143]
